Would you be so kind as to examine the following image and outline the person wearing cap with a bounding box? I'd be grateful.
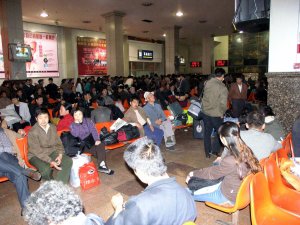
[91,97,112,123]
[201,68,228,158]
[124,95,164,146]
[228,74,248,118]
[143,92,176,150]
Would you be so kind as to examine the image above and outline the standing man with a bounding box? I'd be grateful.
[228,74,248,118]
[202,68,228,158]
[143,92,176,150]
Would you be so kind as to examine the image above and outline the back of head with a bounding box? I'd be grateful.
[24,181,83,225]
[124,137,167,177]
[246,111,265,129]
[214,68,225,77]
[258,105,275,117]
[96,97,105,107]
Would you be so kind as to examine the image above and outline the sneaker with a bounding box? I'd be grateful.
[166,146,176,151]
[98,166,114,175]
[25,168,42,181]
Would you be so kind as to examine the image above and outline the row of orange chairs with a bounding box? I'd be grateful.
[204,133,300,225]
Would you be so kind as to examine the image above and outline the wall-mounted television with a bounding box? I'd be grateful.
[8,43,32,62]
[138,50,153,60]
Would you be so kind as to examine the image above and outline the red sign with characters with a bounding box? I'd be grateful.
[190,61,202,68]
[77,37,107,76]
[215,60,228,67]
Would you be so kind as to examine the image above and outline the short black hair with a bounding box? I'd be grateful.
[48,78,53,81]
[61,102,72,112]
[10,93,19,100]
[215,68,226,77]
[96,97,105,106]
[35,108,49,118]
[258,105,275,117]
[130,95,139,103]
[246,111,265,128]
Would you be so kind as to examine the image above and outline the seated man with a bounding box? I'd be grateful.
[143,92,176,150]
[124,96,163,146]
[0,90,11,109]
[28,108,72,184]
[0,118,41,211]
[56,102,74,131]
[91,97,112,123]
[106,137,197,225]
[24,181,104,225]
[29,95,45,125]
[78,92,93,118]
[5,94,31,132]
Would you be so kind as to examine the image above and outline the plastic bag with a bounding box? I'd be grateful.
[69,154,90,188]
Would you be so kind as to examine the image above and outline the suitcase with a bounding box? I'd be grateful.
[168,101,183,117]
[193,119,204,139]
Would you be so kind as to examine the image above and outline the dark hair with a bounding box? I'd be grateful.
[10,93,19,100]
[130,95,139,103]
[218,122,261,178]
[214,68,225,77]
[61,102,72,112]
[246,111,265,128]
[48,78,53,81]
[35,95,43,100]
[35,108,49,118]
[258,105,275,117]
[96,97,105,107]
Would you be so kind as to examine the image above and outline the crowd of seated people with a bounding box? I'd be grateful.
[1,72,298,224]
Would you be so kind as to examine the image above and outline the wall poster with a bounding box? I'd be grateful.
[77,37,107,76]
[24,31,59,77]
[0,36,4,78]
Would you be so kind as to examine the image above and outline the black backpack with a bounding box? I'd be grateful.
[99,127,119,145]
[107,105,124,120]
[117,124,140,141]
[60,132,82,157]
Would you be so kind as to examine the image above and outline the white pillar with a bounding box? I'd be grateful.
[0,0,26,79]
[165,26,180,74]
[269,0,300,72]
[102,11,125,76]
[202,35,213,74]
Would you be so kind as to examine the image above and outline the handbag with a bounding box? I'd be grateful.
[79,162,100,191]
[60,131,82,157]
[187,176,224,192]
[188,85,205,120]
[70,154,91,188]
[100,127,119,145]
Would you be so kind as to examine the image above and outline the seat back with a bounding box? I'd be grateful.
[282,133,292,156]
[95,121,113,133]
[16,137,35,169]
[234,173,254,210]
[57,129,70,137]
[0,177,9,183]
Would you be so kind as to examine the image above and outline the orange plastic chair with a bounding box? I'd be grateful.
[92,102,98,109]
[95,122,125,150]
[276,147,289,164]
[16,137,36,169]
[248,91,256,102]
[48,108,53,120]
[123,99,129,110]
[0,177,9,183]
[264,157,300,214]
[250,172,300,225]
[205,173,254,225]
[281,133,293,157]
[164,110,172,118]
[57,129,70,137]
[48,98,57,104]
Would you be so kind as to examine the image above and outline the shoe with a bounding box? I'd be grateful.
[206,154,211,158]
[25,168,42,181]
[210,152,221,157]
[166,146,175,151]
[98,166,114,175]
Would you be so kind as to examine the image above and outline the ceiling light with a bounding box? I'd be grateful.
[239,30,244,33]
[176,11,183,17]
[40,9,48,18]
[163,33,166,37]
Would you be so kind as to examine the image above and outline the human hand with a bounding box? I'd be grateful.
[95,140,101,146]
[55,154,63,166]
[150,125,154,132]
[111,193,124,211]
[136,123,142,129]
[50,161,62,170]
[18,129,26,137]
[186,171,194,184]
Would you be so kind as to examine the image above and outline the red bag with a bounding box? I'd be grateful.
[117,130,127,141]
[79,162,100,191]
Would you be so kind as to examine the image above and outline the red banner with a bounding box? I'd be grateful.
[77,37,107,76]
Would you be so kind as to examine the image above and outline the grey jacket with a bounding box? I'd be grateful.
[202,78,228,117]
[106,177,197,225]
[91,107,111,123]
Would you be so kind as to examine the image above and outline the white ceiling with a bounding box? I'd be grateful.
[22,0,235,44]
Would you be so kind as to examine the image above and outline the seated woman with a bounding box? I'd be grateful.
[186,122,261,205]
[56,102,74,131]
[106,137,196,225]
[70,108,114,175]
[23,180,104,225]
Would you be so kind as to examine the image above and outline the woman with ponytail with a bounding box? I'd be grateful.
[186,121,261,205]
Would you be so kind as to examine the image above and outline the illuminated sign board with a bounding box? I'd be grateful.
[138,50,153,60]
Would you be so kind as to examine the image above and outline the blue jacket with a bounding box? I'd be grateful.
[106,177,197,225]
[143,103,166,128]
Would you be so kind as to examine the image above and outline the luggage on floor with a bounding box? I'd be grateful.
[188,99,202,120]
[79,162,100,191]
[168,101,183,117]
[70,154,91,188]
[100,127,119,145]
[117,124,140,141]
[193,119,204,139]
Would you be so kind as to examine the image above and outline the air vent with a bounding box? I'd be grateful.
[198,20,207,24]
[142,2,153,7]
[142,19,153,23]
[82,20,91,24]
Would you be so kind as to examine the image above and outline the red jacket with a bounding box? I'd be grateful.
[56,114,74,131]
[228,83,248,101]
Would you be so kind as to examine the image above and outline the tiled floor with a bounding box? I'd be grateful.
[0,128,251,225]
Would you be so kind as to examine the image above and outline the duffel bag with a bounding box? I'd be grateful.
[168,101,183,117]
[117,124,140,141]
[100,127,119,145]
[188,99,202,120]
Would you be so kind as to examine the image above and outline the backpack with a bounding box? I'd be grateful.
[60,132,82,157]
[107,104,124,120]
[99,127,119,145]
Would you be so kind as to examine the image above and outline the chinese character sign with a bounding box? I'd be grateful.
[24,31,59,77]
[0,36,4,78]
[77,37,107,76]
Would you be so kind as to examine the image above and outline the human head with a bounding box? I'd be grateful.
[214,68,225,81]
[218,122,261,176]
[130,95,139,109]
[144,91,155,103]
[10,94,20,105]
[246,111,265,130]
[72,108,84,123]
[236,74,243,85]
[38,79,44,86]
[35,96,43,106]
[96,97,105,107]
[129,86,136,94]
[59,102,72,116]
[16,89,23,97]
[124,137,167,184]
[48,78,53,83]
[35,108,49,128]
[83,92,91,101]
[23,181,83,225]
[101,88,108,96]
[258,105,275,117]
[0,90,7,98]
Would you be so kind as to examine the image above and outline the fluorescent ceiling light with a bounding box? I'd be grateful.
[40,9,48,18]
[163,33,166,37]
[176,11,183,17]
[239,30,244,33]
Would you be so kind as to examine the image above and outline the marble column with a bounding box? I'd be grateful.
[102,11,125,76]
[165,26,181,75]
[202,35,213,74]
[0,0,26,79]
